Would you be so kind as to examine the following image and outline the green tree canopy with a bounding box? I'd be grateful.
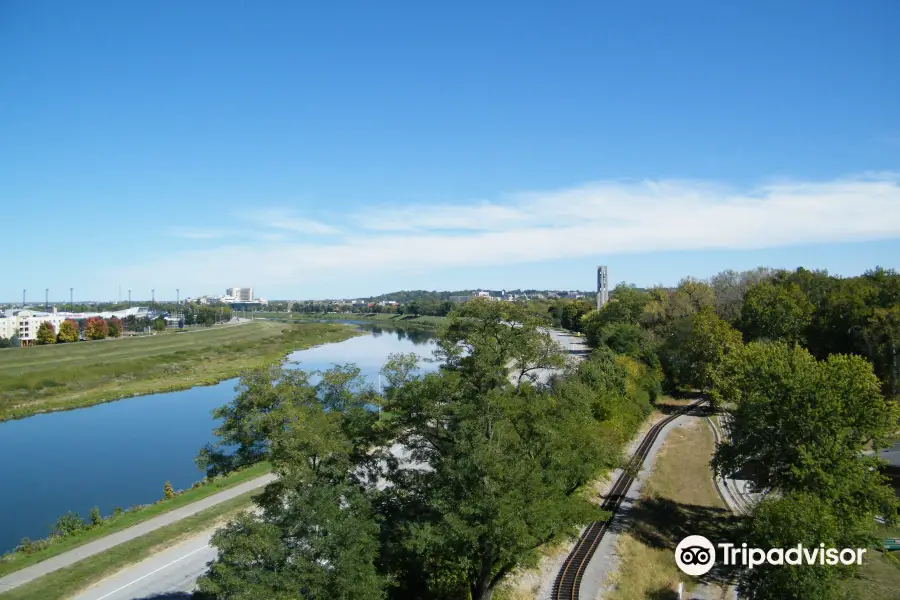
[713,341,898,519]
[35,321,57,345]
[56,320,79,343]
[739,281,813,345]
[668,306,742,405]
[106,317,122,338]
[737,493,857,600]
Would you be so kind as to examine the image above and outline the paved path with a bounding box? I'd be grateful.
[0,474,275,594]
[70,527,221,600]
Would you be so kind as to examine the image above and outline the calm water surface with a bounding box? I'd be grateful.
[0,326,437,553]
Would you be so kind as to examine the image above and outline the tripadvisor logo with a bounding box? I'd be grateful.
[675,535,867,576]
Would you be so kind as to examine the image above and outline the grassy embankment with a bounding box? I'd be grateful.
[0,462,271,578]
[0,489,260,600]
[255,311,448,328]
[0,321,359,421]
[842,522,900,599]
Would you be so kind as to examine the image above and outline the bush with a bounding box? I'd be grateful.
[89,506,102,526]
[163,481,175,500]
[53,511,86,537]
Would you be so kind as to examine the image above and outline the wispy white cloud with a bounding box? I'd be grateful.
[130,173,900,292]
[244,208,340,235]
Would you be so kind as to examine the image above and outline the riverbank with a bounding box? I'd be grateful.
[0,322,359,422]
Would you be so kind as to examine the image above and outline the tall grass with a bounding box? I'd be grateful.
[0,322,359,421]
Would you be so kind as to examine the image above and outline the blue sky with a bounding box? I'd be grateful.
[2,1,898,302]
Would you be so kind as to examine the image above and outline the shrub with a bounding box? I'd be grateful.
[163,481,175,500]
[89,506,102,526]
[53,511,86,537]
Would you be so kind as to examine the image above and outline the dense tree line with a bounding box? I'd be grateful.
[576,266,899,598]
[180,305,233,327]
[194,299,656,600]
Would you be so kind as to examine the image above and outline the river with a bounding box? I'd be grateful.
[0,325,438,553]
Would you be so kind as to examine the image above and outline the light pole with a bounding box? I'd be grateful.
[70,288,73,313]
[128,289,131,308]
[22,289,25,308]
[45,288,49,311]
[176,289,179,305]
[151,289,155,310]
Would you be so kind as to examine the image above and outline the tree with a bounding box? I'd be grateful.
[0,337,10,349]
[560,299,594,332]
[89,506,103,526]
[36,321,57,345]
[587,321,645,356]
[673,306,742,405]
[737,493,856,600]
[107,317,122,338]
[666,278,715,322]
[709,267,775,323]
[152,317,167,332]
[163,481,175,500]
[587,284,650,329]
[713,342,898,520]
[56,320,79,343]
[739,281,813,345]
[84,317,108,340]
[197,365,385,600]
[9,334,20,348]
[376,301,615,600]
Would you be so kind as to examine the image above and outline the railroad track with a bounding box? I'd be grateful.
[707,415,753,515]
[551,398,706,600]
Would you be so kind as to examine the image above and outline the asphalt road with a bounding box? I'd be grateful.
[69,329,589,600]
[71,530,218,600]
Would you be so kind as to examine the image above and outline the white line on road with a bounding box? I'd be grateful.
[90,544,210,600]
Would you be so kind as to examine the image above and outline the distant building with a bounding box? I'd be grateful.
[597,266,609,309]
[226,287,254,302]
[0,307,151,345]
[449,295,473,303]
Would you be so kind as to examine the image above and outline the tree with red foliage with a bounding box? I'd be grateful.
[107,317,123,338]
[84,317,108,340]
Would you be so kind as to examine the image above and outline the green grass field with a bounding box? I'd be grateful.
[0,321,359,421]
[0,462,272,578]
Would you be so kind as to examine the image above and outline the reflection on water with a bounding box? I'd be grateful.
[0,326,436,553]
[361,323,435,346]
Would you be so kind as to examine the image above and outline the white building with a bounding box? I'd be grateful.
[226,287,253,302]
[0,307,151,344]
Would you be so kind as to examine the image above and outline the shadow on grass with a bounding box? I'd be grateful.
[608,495,746,589]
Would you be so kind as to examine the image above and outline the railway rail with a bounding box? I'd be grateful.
[707,415,754,515]
[551,398,706,600]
